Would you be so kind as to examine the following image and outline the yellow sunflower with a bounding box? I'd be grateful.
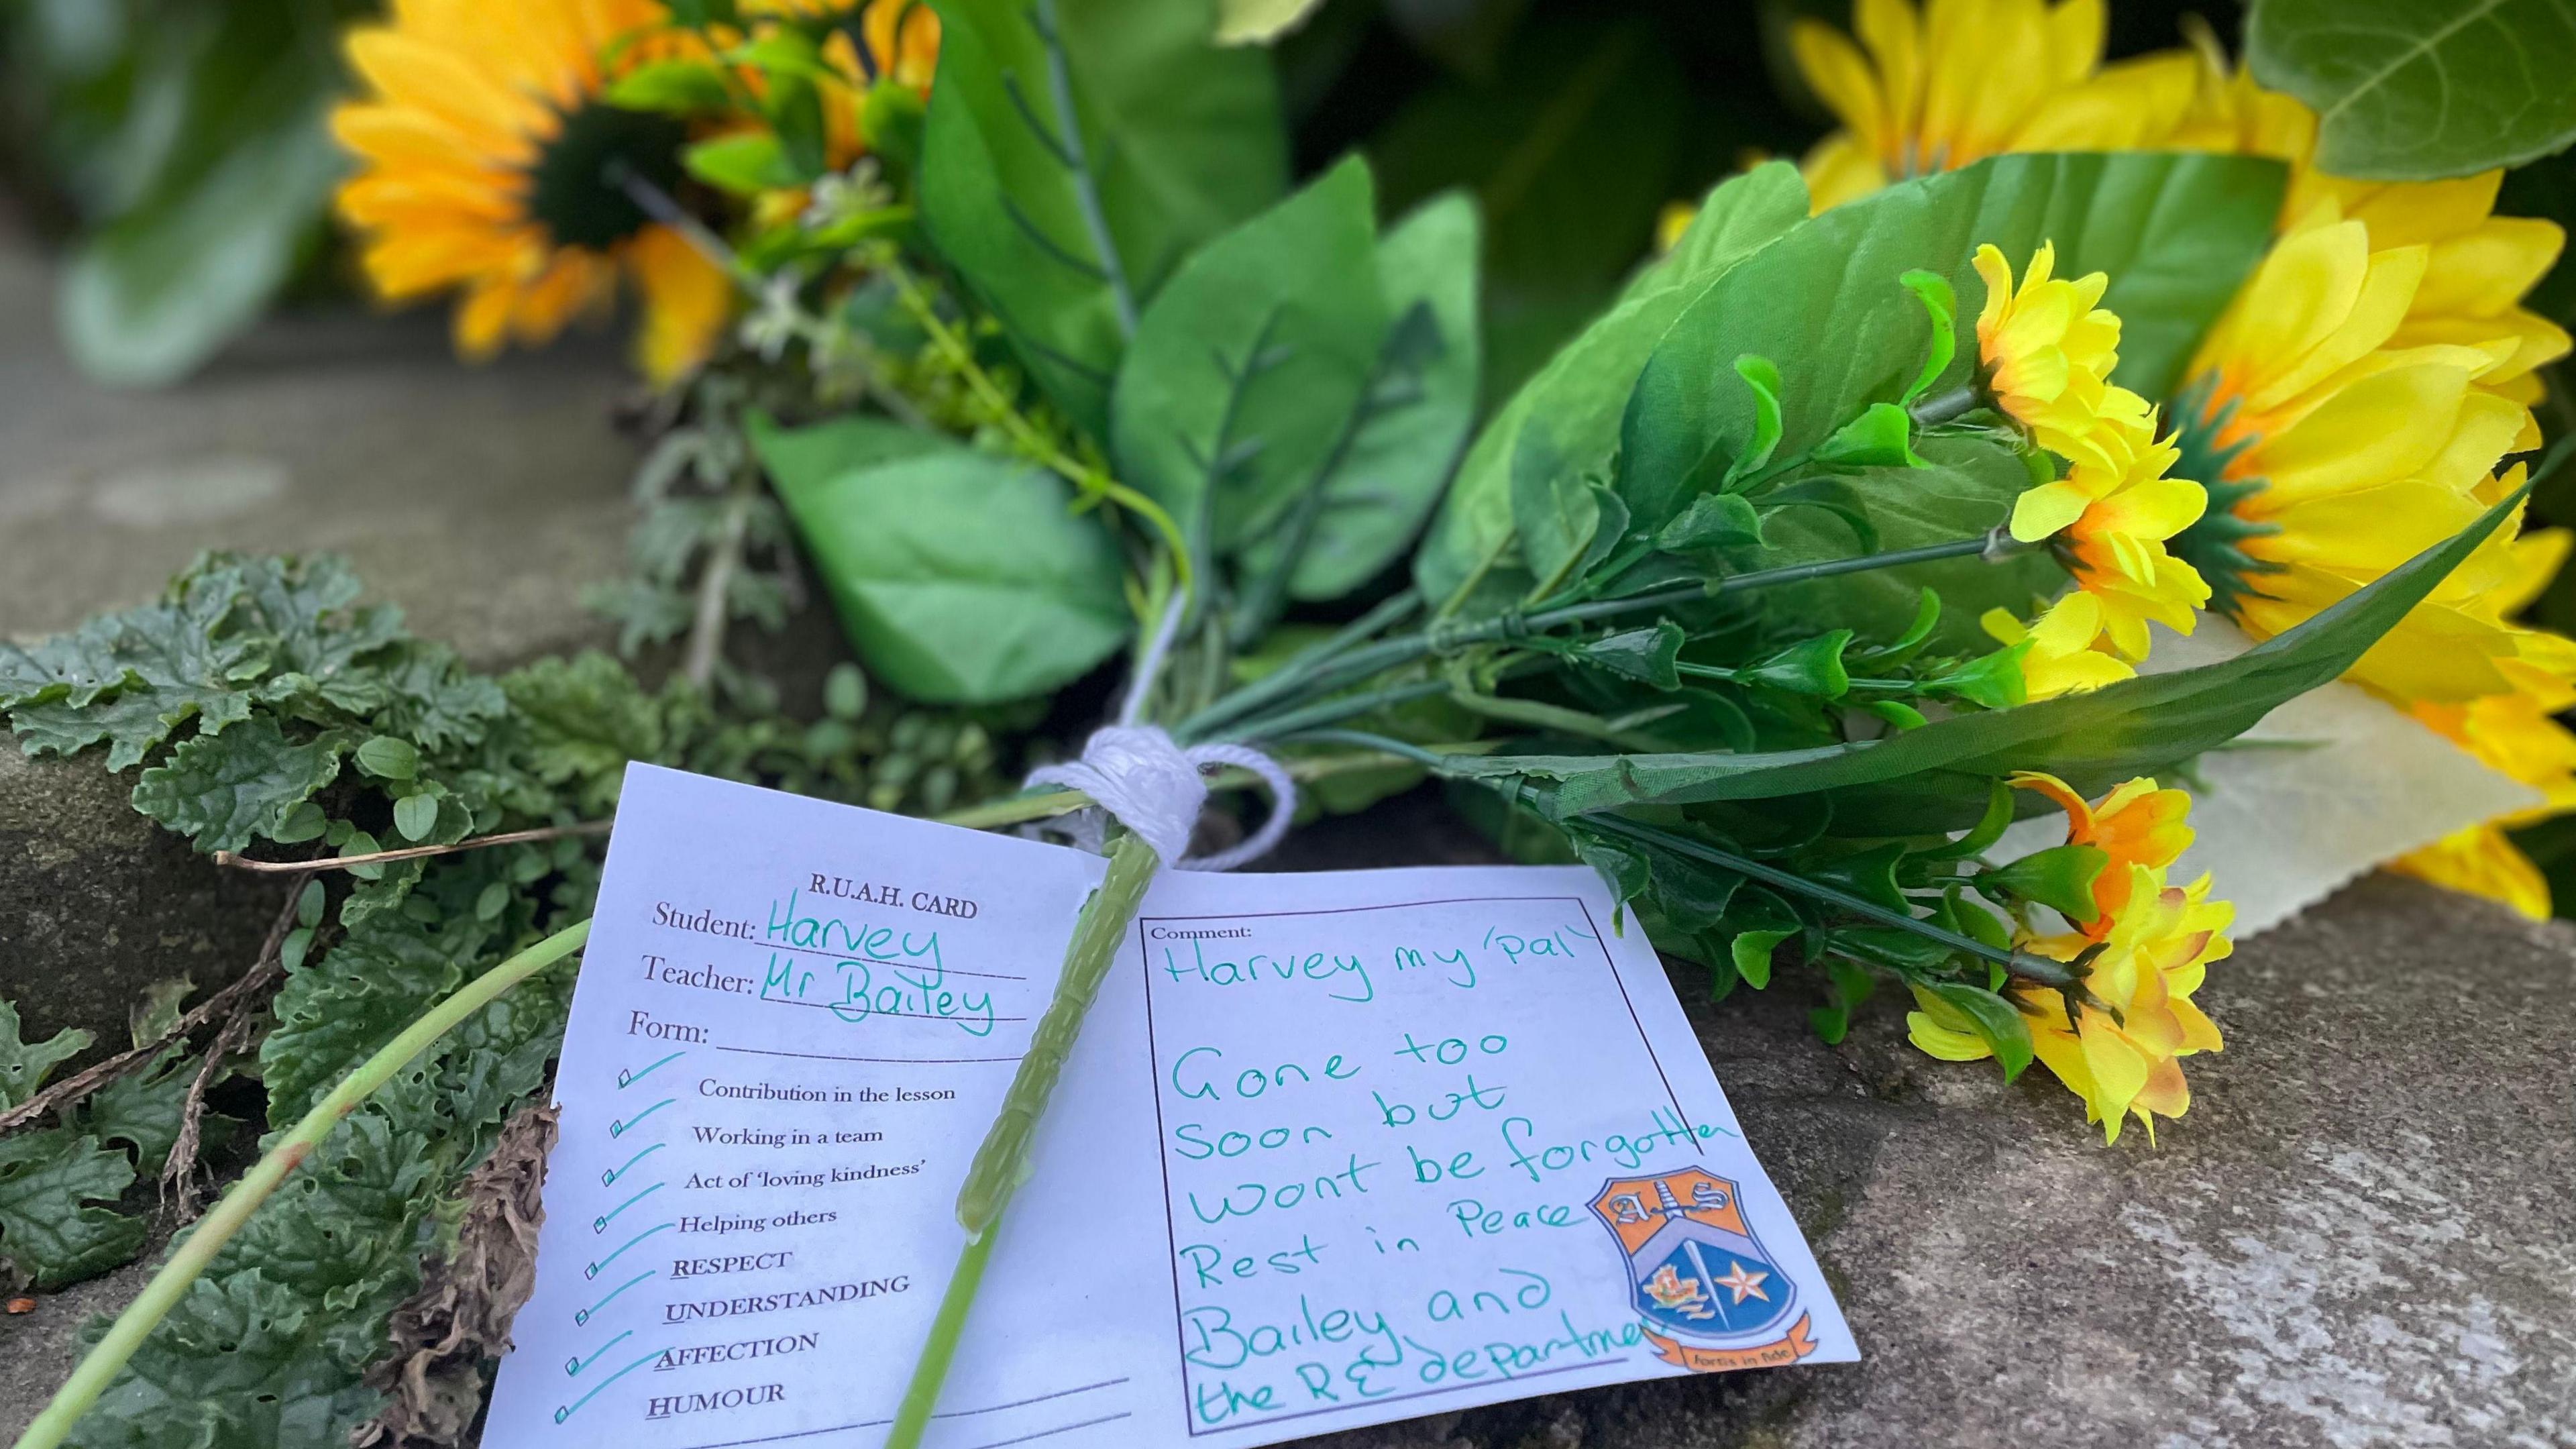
[1774,2,2576,917]
[1786,0,2199,212]
[333,0,734,384]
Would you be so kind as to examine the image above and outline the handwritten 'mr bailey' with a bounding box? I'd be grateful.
[804,867,982,919]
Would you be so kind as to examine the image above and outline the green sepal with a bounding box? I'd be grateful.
[1721,355,1784,488]
[1920,780,2015,861]
[1813,403,1926,470]
[1897,268,1956,405]
[1729,929,1794,989]
[1576,621,1685,690]
[602,60,736,115]
[1984,844,2109,924]
[1925,647,2029,710]
[685,132,800,195]
[1860,699,1925,731]
[1917,979,2035,1083]
[1658,492,1766,552]
[1742,631,1853,698]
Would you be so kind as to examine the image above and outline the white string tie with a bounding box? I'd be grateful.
[1025,726,1295,871]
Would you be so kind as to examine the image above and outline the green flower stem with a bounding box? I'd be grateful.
[1205,678,1454,745]
[887,830,1161,1449]
[1177,533,2006,743]
[1578,813,2078,988]
[1909,384,1980,426]
[13,918,594,1449]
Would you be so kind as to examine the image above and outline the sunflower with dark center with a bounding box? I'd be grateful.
[332,0,731,383]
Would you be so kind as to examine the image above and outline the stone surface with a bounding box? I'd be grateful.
[0,243,637,661]
[0,233,839,1053]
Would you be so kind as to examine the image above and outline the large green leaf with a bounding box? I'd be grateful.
[1755,433,2064,650]
[1369,12,1688,405]
[1411,160,1810,608]
[1615,153,2286,544]
[1110,156,1386,566]
[1250,189,1483,603]
[129,714,349,854]
[52,0,347,388]
[0,1129,145,1289]
[1448,489,2523,831]
[920,0,1287,441]
[2248,0,2576,180]
[755,418,1130,703]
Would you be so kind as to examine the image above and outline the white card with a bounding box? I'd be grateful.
[484,765,1852,1449]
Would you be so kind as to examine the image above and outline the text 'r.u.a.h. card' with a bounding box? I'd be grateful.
[482,764,1852,1449]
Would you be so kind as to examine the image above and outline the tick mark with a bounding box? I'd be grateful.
[602,1143,664,1187]
[608,1098,674,1138]
[553,1348,660,1423]
[594,1183,663,1234]
[574,1269,655,1325]
[585,1223,672,1280]
[619,1051,685,1088]
[566,1329,633,1377]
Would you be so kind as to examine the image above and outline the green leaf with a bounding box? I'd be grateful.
[54,2,345,388]
[352,735,418,781]
[372,642,509,753]
[1659,492,1766,552]
[392,792,441,843]
[0,1001,91,1111]
[130,716,347,854]
[1511,427,1603,597]
[1919,980,2035,1083]
[1729,929,1794,989]
[260,914,472,1126]
[1754,433,2065,651]
[0,1130,144,1289]
[84,1046,219,1169]
[1248,190,1483,602]
[2248,0,2576,180]
[1110,156,1386,565]
[1449,487,2525,830]
[1983,844,2109,924]
[3,583,258,770]
[602,58,737,115]
[1576,621,1684,690]
[1813,402,1926,471]
[764,433,1130,704]
[920,0,1287,439]
[1412,160,1809,608]
[1897,268,1956,405]
[1371,13,1688,407]
[684,131,800,195]
[1743,631,1854,698]
[1720,355,1784,488]
[1615,153,2286,533]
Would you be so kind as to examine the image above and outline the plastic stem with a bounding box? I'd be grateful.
[883,830,1161,1449]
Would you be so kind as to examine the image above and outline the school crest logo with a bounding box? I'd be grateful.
[1590,1169,1818,1373]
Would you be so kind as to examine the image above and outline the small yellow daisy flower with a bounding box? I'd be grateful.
[1972,240,2132,470]
[1980,593,2134,700]
[1911,776,2232,1143]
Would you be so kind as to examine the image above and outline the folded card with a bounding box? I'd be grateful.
[483,763,1852,1448]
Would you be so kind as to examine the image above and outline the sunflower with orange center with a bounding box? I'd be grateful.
[1764,0,2576,916]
